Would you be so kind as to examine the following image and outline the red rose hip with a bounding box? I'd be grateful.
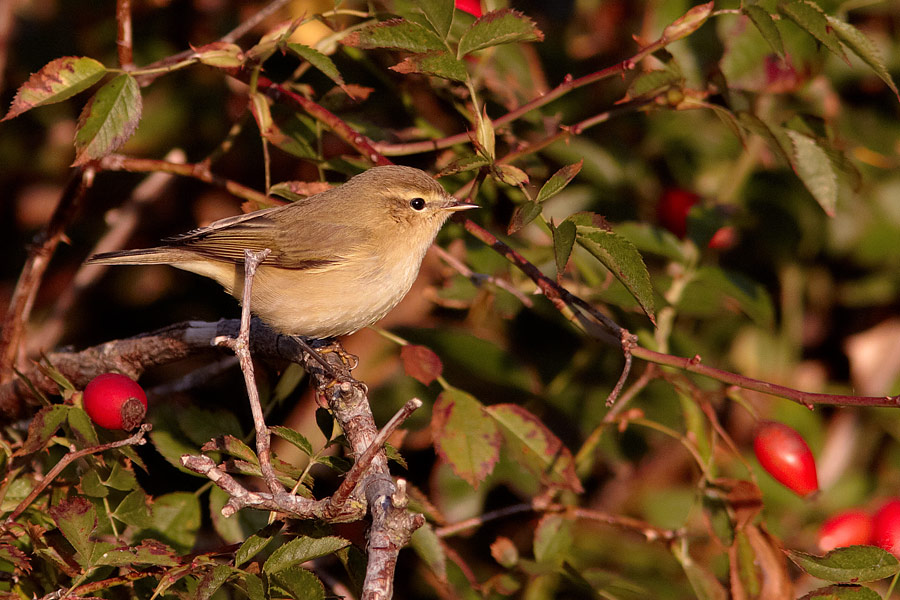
[818,509,873,552]
[753,421,818,497]
[873,499,900,556]
[83,373,148,430]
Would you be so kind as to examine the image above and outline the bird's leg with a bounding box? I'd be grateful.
[293,336,363,387]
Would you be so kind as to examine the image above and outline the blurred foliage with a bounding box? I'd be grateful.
[2,0,900,598]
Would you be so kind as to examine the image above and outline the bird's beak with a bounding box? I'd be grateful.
[444,197,479,211]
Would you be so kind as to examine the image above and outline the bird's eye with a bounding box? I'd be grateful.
[409,197,426,211]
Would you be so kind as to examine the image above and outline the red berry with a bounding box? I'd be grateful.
[455,0,482,18]
[83,373,147,430]
[873,499,900,556]
[753,421,818,497]
[818,509,874,552]
[657,188,699,238]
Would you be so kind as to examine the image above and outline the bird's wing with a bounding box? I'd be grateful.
[164,205,368,270]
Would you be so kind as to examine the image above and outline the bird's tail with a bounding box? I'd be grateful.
[86,247,191,265]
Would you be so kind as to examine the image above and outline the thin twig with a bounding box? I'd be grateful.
[3,424,151,525]
[222,0,292,43]
[328,398,422,509]
[213,248,282,494]
[0,168,93,384]
[430,245,533,307]
[605,331,638,406]
[115,0,133,69]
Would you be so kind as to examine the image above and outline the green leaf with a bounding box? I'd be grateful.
[80,470,108,497]
[786,129,838,216]
[625,69,682,102]
[286,43,346,89]
[507,201,542,235]
[825,16,899,101]
[21,405,68,455]
[743,5,784,57]
[552,219,577,274]
[574,225,656,323]
[390,51,468,82]
[112,489,152,528]
[798,585,883,600]
[270,566,325,600]
[411,523,447,580]
[67,406,99,447]
[263,536,350,574]
[270,425,313,456]
[778,0,847,63]
[679,267,774,327]
[419,0,455,40]
[533,514,573,565]
[737,112,792,165]
[342,19,445,53]
[196,565,238,600]
[486,404,583,493]
[235,522,281,567]
[150,492,201,552]
[787,546,900,583]
[457,9,544,58]
[432,387,501,488]
[96,540,178,567]
[48,497,114,567]
[662,2,714,42]
[3,56,106,121]
[73,74,142,165]
[614,222,685,263]
[535,160,583,204]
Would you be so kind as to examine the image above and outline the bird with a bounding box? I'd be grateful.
[87,165,477,338]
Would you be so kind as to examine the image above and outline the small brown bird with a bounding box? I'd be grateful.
[87,166,477,338]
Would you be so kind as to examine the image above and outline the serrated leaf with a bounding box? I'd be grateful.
[743,5,785,57]
[67,406,99,447]
[662,2,713,42]
[507,201,542,235]
[48,497,114,567]
[193,42,244,68]
[536,160,583,204]
[486,404,583,493]
[737,112,792,165]
[457,9,544,58]
[151,492,201,552]
[436,154,489,177]
[20,405,68,455]
[96,540,177,567]
[778,0,847,63]
[798,584,883,600]
[270,565,325,600]
[826,16,899,101]
[263,536,350,574]
[494,163,527,186]
[196,565,238,600]
[270,425,314,456]
[787,546,900,583]
[552,219,577,274]
[390,50,468,82]
[575,225,656,323]
[112,489,152,528]
[432,387,500,488]
[235,522,281,567]
[786,129,837,216]
[419,0,455,40]
[400,344,443,385]
[73,74,142,165]
[203,435,258,463]
[3,56,106,121]
[342,19,445,53]
[286,43,346,89]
